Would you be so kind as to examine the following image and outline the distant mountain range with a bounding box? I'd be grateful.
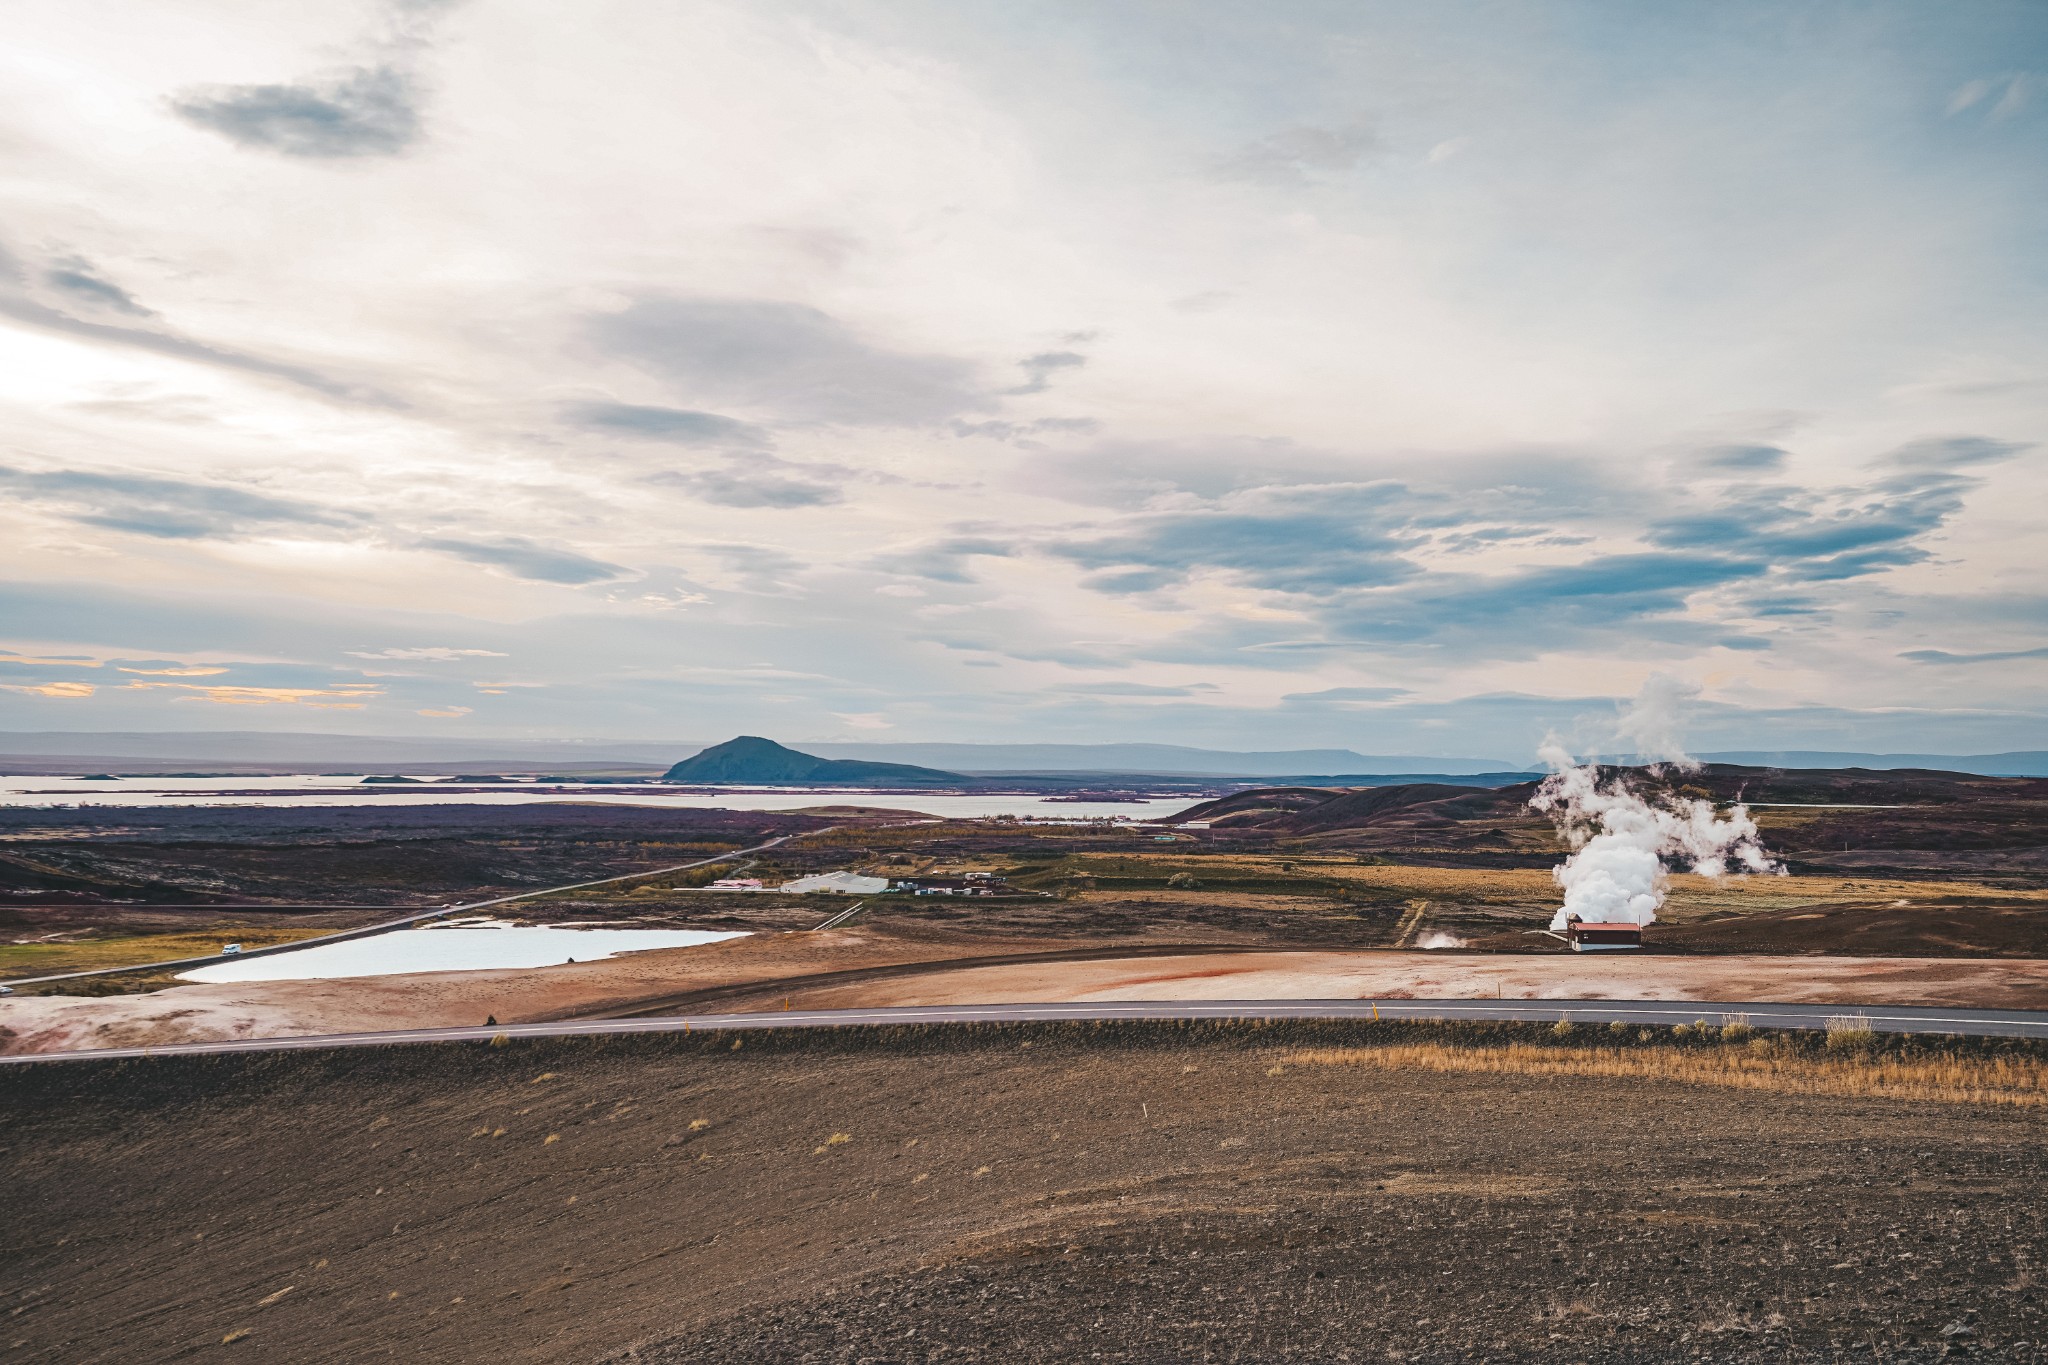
[796,742,1526,776]
[663,737,966,787]
[1693,750,2048,776]
[0,731,2042,778]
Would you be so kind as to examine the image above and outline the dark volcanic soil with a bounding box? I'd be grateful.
[0,805,827,907]
[1179,767,2048,885]
[1647,902,2048,957]
[5,1024,2046,1364]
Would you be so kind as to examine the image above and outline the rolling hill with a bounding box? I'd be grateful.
[663,736,969,787]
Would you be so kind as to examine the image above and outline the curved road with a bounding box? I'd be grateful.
[5,997,2046,1065]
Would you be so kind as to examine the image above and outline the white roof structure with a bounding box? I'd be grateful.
[780,872,890,895]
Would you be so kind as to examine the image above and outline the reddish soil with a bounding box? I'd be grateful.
[638,947,2048,1015]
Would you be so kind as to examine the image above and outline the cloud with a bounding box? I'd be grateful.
[1884,436,2029,468]
[1057,681,1220,697]
[117,665,229,676]
[589,295,987,426]
[0,681,96,698]
[1212,123,1378,186]
[419,536,630,584]
[1323,552,1768,646]
[347,647,508,661]
[565,401,769,448]
[1948,73,2031,123]
[417,704,473,718]
[0,464,359,540]
[700,542,807,592]
[1645,467,1985,582]
[949,416,1101,445]
[0,243,395,405]
[651,455,847,508]
[122,681,384,708]
[628,588,711,610]
[1282,686,1413,703]
[871,536,1017,583]
[1051,483,1422,595]
[0,651,100,667]
[1696,443,1788,472]
[1171,291,1233,313]
[172,65,423,158]
[1011,445,2008,667]
[1004,350,1086,396]
[1900,645,2048,665]
[44,259,154,317]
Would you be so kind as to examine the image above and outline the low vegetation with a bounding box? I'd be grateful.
[0,926,334,979]
[1287,1031,2048,1107]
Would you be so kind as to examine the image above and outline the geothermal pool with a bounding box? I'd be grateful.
[177,920,749,983]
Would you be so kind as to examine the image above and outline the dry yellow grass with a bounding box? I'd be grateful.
[0,927,335,978]
[1285,1040,2048,1107]
[1097,853,2027,901]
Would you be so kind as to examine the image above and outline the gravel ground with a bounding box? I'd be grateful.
[4,1023,2045,1363]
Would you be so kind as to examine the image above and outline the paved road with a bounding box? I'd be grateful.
[6,997,2046,1065]
[0,836,797,989]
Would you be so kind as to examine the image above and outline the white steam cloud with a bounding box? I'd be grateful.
[1530,676,1780,930]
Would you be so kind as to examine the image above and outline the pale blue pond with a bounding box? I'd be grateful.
[178,920,749,983]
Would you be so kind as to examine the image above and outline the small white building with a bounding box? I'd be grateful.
[780,872,891,895]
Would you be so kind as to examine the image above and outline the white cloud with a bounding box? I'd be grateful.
[0,1,2041,750]
[347,647,508,661]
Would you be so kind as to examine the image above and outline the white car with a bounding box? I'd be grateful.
[221,943,243,956]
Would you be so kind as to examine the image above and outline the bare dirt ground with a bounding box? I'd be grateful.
[5,1023,2046,1364]
[692,946,2048,1014]
[0,922,1079,1054]
[11,929,2048,1055]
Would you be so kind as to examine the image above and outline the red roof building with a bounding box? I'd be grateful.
[1565,918,1644,951]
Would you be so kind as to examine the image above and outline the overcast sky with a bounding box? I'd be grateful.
[1,0,2043,758]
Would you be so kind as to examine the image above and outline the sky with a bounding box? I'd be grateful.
[1,0,2044,760]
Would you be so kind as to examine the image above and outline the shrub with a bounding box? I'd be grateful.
[1826,1014,1877,1051]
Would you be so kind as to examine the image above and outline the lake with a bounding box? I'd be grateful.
[177,920,750,983]
[0,774,1205,822]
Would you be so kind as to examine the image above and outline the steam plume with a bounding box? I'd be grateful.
[1530,676,1779,930]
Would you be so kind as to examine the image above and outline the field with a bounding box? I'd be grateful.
[4,768,2047,1045]
[4,768,2047,1360]
[0,805,836,982]
[6,1021,2047,1364]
